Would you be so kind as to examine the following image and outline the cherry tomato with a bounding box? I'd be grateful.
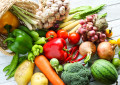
[57,29,68,40]
[68,33,80,44]
[46,30,57,41]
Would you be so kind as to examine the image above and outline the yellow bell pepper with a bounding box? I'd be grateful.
[0,11,19,34]
[105,29,113,38]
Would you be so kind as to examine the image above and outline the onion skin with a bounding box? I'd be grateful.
[79,41,96,56]
[97,42,115,60]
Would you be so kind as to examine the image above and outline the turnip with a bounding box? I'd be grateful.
[97,42,116,60]
[79,41,96,63]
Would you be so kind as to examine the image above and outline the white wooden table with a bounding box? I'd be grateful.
[0,0,120,85]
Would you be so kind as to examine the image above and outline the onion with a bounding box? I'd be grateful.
[87,30,95,36]
[97,42,116,60]
[79,19,86,25]
[79,41,96,63]
[79,27,87,34]
[86,16,93,22]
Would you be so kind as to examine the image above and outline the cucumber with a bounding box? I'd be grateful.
[91,59,118,84]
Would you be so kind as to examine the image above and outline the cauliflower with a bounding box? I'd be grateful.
[61,63,91,85]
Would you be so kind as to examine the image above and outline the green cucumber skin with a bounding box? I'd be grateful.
[91,59,118,84]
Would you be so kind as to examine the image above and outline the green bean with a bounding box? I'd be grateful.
[73,4,105,19]
[6,53,19,76]
[7,55,27,79]
[69,6,92,14]
[18,56,27,64]
[3,65,10,72]
[6,69,16,80]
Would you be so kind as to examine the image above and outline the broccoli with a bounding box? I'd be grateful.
[61,63,91,85]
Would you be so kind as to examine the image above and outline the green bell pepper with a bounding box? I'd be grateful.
[4,29,33,54]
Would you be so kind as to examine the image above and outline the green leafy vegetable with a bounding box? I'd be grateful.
[73,4,105,19]
[69,6,92,14]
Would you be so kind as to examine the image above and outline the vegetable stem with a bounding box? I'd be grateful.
[12,5,38,25]
[84,52,92,64]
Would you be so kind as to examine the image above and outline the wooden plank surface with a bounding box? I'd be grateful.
[0,0,120,85]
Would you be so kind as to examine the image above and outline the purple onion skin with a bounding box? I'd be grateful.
[79,19,86,25]
[87,30,95,36]
[86,16,93,22]
[79,28,87,34]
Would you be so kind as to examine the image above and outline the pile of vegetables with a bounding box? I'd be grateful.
[1,1,120,85]
[78,13,108,43]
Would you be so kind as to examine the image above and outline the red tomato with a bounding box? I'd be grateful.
[68,33,80,44]
[46,30,57,41]
[57,29,68,40]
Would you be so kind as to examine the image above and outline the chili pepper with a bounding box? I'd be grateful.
[35,35,54,45]
[4,29,33,54]
[7,68,16,80]
[35,37,47,45]
[32,45,43,56]
[68,45,79,61]
[71,45,79,55]
[18,26,39,41]
[69,47,73,53]
[73,50,79,60]
[0,11,19,34]
[3,65,10,72]
[6,53,19,76]
[43,38,68,62]
[70,55,87,63]
[7,55,27,80]
[64,46,79,63]
[18,56,27,64]
[28,51,35,63]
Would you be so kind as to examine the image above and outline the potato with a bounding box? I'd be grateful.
[31,72,48,85]
[14,60,34,85]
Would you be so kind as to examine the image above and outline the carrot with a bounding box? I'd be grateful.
[35,55,65,85]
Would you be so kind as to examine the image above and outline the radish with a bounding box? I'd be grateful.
[97,42,116,60]
[79,41,96,63]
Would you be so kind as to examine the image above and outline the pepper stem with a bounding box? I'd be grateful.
[84,52,92,64]
[4,24,12,34]
[3,38,15,44]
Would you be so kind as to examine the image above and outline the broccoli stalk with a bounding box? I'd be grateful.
[11,5,40,30]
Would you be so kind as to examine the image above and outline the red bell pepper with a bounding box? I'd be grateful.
[43,38,68,63]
